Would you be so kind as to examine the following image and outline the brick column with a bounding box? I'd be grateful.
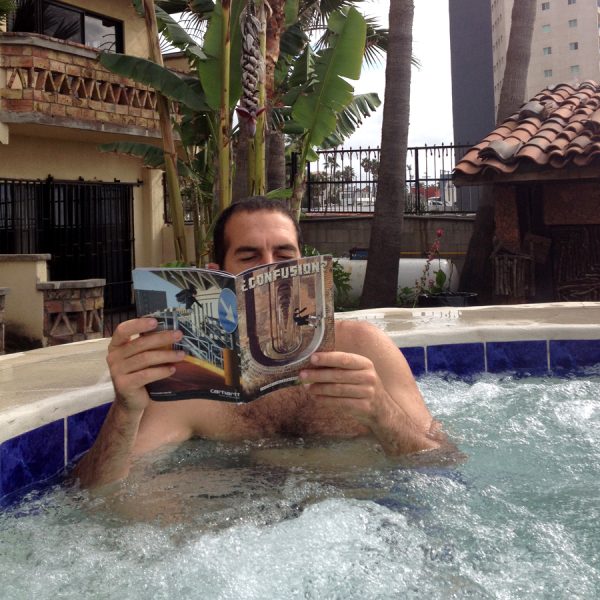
[0,287,8,354]
[36,279,105,346]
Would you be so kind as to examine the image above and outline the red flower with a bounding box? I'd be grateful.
[436,228,444,238]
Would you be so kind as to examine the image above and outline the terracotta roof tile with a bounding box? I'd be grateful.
[455,81,600,178]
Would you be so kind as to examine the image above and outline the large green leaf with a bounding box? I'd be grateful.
[282,45,316,105]
[321,92,381,148]
[196,0,244,110]
[279,21,308,58]
[156,0,215,14]
[99,53,210,112]
[189,0,216,13]
[291,8,366,149]
[99,142,194,178]
[284,0,299,28]
[155,6,207,60]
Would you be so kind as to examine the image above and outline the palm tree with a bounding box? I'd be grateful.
[359,0,414,308]
[459,0,536,300]
[264,0,388,193]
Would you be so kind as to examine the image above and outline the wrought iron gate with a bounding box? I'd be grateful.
[0,178,136,333]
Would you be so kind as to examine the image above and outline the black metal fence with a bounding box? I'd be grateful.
[0,178,137,335]
[296,144,482,214]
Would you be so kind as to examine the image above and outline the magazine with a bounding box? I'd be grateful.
[132,255,335,402]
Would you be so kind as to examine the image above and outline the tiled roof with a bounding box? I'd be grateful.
[454,81,600,180]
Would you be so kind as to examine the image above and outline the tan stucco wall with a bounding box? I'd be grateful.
[136,168,167,267]
[0,255,49,342]
[0,133,140,181]
[0,133,165,269]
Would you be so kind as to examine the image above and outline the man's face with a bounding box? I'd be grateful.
[222,210,301,275]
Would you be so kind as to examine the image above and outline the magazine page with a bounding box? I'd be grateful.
[234,255,335,401]
[132,267,242,402]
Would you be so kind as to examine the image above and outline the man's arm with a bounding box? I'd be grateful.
[72,318,186,488]
[300,320,445,455]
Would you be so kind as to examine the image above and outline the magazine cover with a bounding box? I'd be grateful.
[132,255,335,402]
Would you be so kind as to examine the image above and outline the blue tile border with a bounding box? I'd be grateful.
[0,420,64,501]
[486,340,548,375]
[427,343,486,377]
[400,346,426,377]
[550,339,600,374]
[2,336,600,506]
[67,403,111,464]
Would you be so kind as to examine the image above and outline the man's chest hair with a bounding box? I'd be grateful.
[235,387,368,438]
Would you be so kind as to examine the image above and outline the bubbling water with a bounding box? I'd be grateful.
[1,373,599,599]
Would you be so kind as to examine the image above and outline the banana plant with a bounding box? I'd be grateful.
[286,7,367,220]
[101,1,373,259]
[101,1,243,263]
[141,0,189,263]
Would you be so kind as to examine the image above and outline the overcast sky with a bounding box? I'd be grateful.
[345,0,454,149]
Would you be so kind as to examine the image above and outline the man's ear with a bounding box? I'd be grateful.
[206,262,220,270]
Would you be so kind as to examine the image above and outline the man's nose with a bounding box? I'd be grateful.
[262,251,275,265]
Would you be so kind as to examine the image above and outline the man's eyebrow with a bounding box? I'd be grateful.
[274,243,299,251]
[233,243,298,254]
[233,245,259,255]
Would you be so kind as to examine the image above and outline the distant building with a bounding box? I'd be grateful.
[492,0,600,112]
[449,0,496,145]
[451,0,600,138]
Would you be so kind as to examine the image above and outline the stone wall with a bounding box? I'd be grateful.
[300,214,475,272]
[37,280,105,346]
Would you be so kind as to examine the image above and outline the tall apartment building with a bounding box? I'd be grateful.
[450,0,600,143]
[449,0,496,145]
[491,0,600,112]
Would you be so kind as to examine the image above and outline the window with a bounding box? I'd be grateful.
[541,1,550,9]
[569,42,579,50]
[568,0,576,4]
[571,64,580,75]
[544,69,553,77]
[568,18,578,27]
[542,24,551,32]
[10,1,123,53]
[543,46,552,55]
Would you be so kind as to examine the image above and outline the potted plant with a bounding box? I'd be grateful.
[398,229,477,308]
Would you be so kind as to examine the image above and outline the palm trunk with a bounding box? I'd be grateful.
[218,0,232,212]
[253,0,267,195]
[267,128,286,191]
[264,0,287,194]
[460,0,536,298]
[142,0,188,263]
[360,0,413,308]
[496,0,536,123]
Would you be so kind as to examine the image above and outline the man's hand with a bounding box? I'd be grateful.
[299,352,389,428]
[107,318,185,413]
[300,351,440,454]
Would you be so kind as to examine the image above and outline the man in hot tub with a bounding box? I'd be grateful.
[74,197,446,487]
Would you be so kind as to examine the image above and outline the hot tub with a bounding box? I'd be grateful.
[1,303,599,598]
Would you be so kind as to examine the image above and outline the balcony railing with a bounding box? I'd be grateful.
[0,32,161,136]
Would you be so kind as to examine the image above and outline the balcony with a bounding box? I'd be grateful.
[0,32,161,138]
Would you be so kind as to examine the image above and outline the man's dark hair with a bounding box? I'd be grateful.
[212,196,303,267]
